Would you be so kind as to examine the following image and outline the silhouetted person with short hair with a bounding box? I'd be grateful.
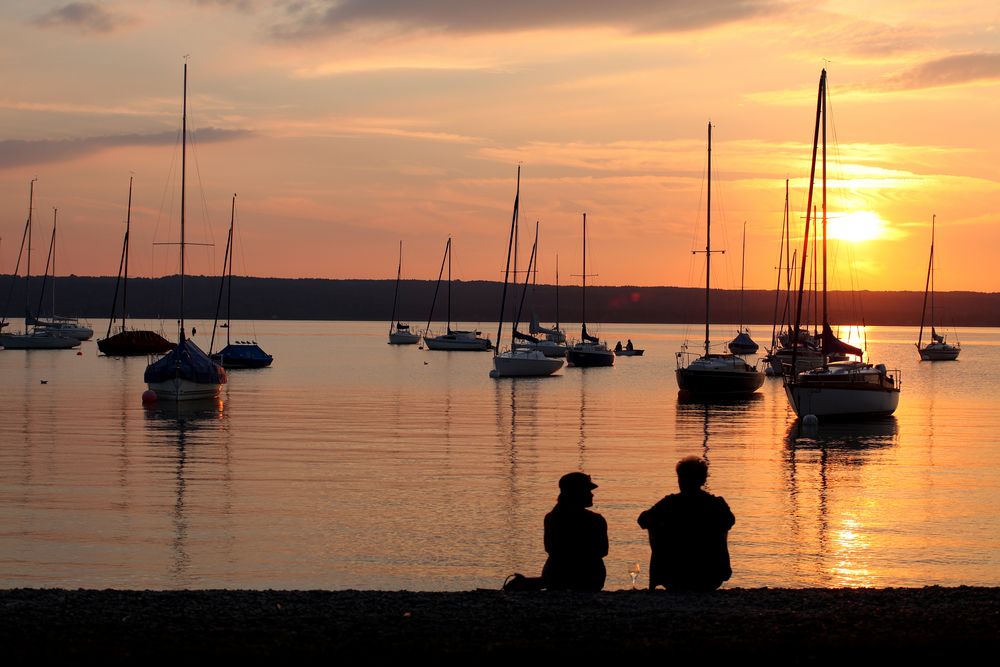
[626,339,634,351]
[637,456,735,591]
[502,472,608,592]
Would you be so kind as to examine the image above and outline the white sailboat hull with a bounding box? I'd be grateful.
[1,331,80,349]
[784,363,900,418]
[490,350,564,377]
[514,340,568,357]
[388,331,420,345]
[147,377,224,401]
[918,344,960,361]
[34,321,94,341]
[423,333,492,351]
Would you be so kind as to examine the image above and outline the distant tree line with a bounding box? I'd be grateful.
[1,275,997,327]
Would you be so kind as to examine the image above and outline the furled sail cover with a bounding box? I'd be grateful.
[821,323,863,358]
[144,332,227,384]
[529,312,561,337]
[513,329,539,343]
[931,327,945,344]
[581,324,600,344]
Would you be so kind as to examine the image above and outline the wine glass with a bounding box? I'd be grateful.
[628,561,641,589]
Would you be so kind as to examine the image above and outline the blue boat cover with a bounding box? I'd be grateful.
[213,343,273,367]
[144,332,226,384]
[728,331,759,352]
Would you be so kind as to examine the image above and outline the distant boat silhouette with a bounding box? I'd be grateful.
[388,240,419,345]
[143,63,227,400]
[210,194,273,369]
[422,237,492,351]
[97,177,175,357]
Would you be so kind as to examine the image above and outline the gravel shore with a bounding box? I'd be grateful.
[3,587,998,660]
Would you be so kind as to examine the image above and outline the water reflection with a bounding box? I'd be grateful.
[785,417,900,452]
[143,399,227,586]
[782,417,898,587]
[675,393,764,462]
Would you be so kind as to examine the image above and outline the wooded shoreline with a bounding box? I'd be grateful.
[3,275,997,326]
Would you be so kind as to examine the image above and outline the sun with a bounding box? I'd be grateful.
[827,211,886,243]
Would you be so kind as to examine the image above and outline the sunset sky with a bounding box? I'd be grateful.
[1,1,997,292]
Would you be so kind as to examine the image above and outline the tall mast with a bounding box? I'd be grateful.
[930,214,936,328]
[26,179,35,320]
[124,176,132,329]
[791,69,825,375]
[705,122,712,357]
[51,208,57,317]
[180,61,187,336]
[822,67,828,368]
[390,240,402,336]
[739,220,746,332]
[495,166,519,356]
[555,254,560,330]
[770,180,789,351]
[226,194,235,346]
[447,237,452,332]
[581,212,587,337]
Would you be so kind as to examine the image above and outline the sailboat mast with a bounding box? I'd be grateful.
[26,179,34,321]
[447,237,452,333]
[226,194,235,346]
[209,195,235,355]
[555,254,560,330]
[581,213,587,338]
[180,62,187,336]
[424,238,448,335]
[124,176,132,330]
[390,240,402,336]
[705,122,712,357]
[791,69,825,374]
[822,68,829,368]
[739,220,746,332]
[52,209,57,317]
[930,214,936,328]
[495,166,519,356]
[770,181,788,351]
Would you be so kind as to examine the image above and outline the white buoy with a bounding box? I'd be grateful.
[803,414,819,426]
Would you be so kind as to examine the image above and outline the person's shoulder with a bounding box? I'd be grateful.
[586,508,607,523]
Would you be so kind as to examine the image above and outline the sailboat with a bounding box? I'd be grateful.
[1,180,79,350]
[209,194,273,369]
[422,237,492,351]
[28,209,94,341]
[727,221,758,355]
[490,167,564,378]
[388,241,419,345]
[915,215,960,361]
[783,69,900,419]
[565,213,614,367]
[97,177,176,356]
[519,249,568,358]
[675,123,764,395]
[143,63,228,401]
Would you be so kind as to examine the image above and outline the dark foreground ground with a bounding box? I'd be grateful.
[2,587,998,661]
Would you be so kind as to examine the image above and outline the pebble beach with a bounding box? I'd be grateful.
[3,587,998,660]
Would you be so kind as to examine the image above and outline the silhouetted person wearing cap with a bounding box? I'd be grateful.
[637,456,735,592]
[541,472,609,592]
[502,472,608,592]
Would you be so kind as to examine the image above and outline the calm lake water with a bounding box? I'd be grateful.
[2,320,998,591]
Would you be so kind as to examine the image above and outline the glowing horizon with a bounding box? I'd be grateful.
[0,1,997,292]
